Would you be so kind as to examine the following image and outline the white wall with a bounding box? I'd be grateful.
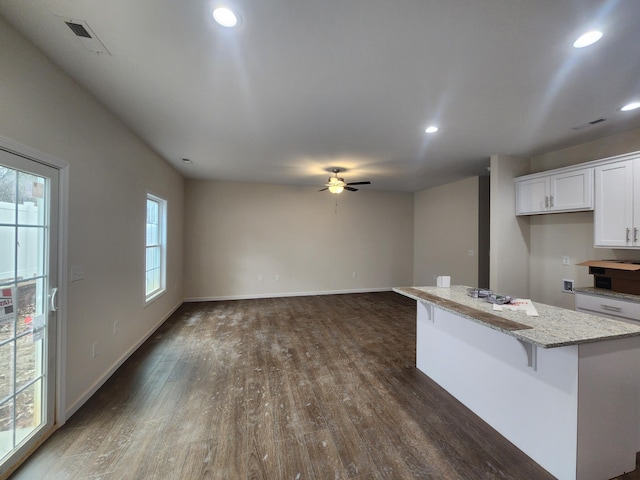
[527,127,640,308]
[489,154,531,298]
[183,180,414,300]
[0,18,184,417]
[413,177,481,287]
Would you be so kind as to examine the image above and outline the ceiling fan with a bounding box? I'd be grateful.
[319,168,371,194]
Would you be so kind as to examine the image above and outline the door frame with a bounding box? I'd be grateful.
[0,135,69,430]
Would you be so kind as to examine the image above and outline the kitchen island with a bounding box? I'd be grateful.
[394,285,640,480]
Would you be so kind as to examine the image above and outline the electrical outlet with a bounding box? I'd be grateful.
[352,272,357,278]
[92,341,98,358]
[562,279,574,293]
[562,256,570,266]
[275,274,280,281]
[113,321,119,335]
[258,275,263,282]
[468,249,474,256]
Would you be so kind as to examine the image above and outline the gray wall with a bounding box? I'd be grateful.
[184,180,414,299]
[413,176,482,288]
[490,155,530,298]
[0,17,185,416]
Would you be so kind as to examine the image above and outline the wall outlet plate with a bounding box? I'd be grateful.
[71,265,85,282]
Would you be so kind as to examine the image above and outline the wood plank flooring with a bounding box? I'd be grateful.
[8,292,640,479]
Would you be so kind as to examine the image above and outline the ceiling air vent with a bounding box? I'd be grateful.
[572,118,607,130]
[65,21,92,38]
[58,16,111,55]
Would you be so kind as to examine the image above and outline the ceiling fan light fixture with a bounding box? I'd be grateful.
[319,168,369,194]
[327,176,346,193]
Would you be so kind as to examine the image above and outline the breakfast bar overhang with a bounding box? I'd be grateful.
[394,286,640,480]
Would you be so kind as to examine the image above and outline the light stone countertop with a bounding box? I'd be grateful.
[394,285,640,348]
[573,287,640,303]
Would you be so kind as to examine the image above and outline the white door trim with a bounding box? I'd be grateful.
[0,135,69,427]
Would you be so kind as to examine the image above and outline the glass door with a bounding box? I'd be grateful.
[0,148,58,476]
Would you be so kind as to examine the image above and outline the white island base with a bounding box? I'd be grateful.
[415,299,640,480]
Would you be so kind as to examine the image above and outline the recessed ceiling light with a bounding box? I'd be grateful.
[620,101,640,112]
[573,30,603,48]
[425,126,439,134]
[213,7,238,27]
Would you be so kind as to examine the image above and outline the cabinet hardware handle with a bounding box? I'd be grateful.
[545,196,549,208]
[635,228,639,243]
[550,195,554,207]
[601,305,623,313]
[627,228,631,242]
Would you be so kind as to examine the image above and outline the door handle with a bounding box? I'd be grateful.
[627,228,631,242]
[549,195,554,207]
[49,287,58,312]
[545,196,549,208]
[635,228,638,243]
[601,305,622,313]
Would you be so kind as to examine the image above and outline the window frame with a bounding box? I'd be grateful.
[145,192,167,305]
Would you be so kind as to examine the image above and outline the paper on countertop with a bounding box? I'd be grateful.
[492,304,503,311]
[506,299,539,316]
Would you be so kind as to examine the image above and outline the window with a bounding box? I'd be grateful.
[145,193,166,303]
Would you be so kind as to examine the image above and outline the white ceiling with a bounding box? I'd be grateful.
[1,0,640,192]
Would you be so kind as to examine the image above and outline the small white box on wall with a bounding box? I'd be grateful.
[437,276,451,288]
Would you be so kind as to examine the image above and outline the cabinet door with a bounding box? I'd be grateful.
[549,168,593,212]
[516,177,549,215]
[594,160,634,247]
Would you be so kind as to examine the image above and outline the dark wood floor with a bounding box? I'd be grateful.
[8,292,640,479]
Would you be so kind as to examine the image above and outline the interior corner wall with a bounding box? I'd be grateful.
[528,127,640,309]
[0,18,185,417]
[413,176,481,287]
[489,154,531,298]
[183,180,414,300]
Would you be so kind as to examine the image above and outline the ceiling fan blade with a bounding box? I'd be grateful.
[318,187,328,192]
[346,181,371,185]
[345,186,358,191]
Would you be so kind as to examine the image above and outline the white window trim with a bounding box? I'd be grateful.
[145,192,167,305]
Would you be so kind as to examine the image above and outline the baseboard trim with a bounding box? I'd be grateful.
[65,299,183,419]
[184,287,392,303]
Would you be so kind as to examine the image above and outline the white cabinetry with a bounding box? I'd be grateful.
[594,158,640,248]
[515,167,593,215]
[575,292,640,323]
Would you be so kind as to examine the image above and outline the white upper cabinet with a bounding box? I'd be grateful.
[516,176,548,214]
[515,167,593,215]
[594,158,640,248]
